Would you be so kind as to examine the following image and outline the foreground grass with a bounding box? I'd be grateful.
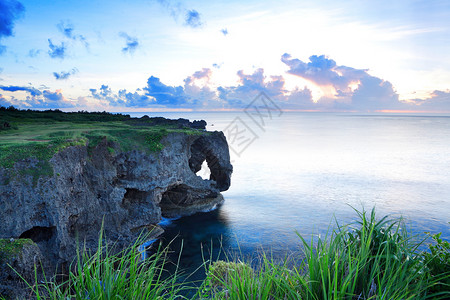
[15,208,449,299]
[22,231,186,299]
[198,208,449,299]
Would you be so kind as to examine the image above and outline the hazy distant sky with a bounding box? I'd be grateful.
[1,0,449,112]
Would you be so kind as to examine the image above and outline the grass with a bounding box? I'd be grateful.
[196,208,450,299]
[10,208,449,299]
[293,208,430,299]
[0,108,205,183]
[21,230,186,300]
[0,238,34,262]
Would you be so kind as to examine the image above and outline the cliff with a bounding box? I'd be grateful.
[0,110,232,297]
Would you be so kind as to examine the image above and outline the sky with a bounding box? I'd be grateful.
[0,0,450,112]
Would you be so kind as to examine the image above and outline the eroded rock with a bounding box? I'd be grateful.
[0,130,232,275]
[0,238,42,299]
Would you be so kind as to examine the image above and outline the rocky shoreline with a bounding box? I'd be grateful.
[0,117,232,298]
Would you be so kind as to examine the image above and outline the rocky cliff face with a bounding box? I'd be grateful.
[0,131,232,271]
[0,238,42,299]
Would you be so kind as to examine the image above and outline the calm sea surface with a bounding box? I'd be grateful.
[128,112,450,279]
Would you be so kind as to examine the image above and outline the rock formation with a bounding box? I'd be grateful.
[0,127,232,295]
[0,238,42,299]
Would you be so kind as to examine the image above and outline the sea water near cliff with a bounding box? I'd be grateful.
[129,112,450,279]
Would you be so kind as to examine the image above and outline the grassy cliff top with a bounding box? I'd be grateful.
[0,107,206,179]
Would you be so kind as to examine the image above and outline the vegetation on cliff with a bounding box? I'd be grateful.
[0,238,34,262]
[0,106,206,182]
[13,208,450,299]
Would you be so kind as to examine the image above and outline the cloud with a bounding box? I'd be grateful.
[95,67,308,110]
[0,85,42,96]
[281,53,366,92]
[117,89,154,107]
[220,28,228,36]
[284,87,315,109]
[89,84,154,107]
[53,68,79,80]
[410,90,450,111]
[0,0,25,55]
[144,76,189,105]
[89,71,220,108]
[57,20,74,39]
[212,68,294,108]
[3,51,442,112]
[234,69,286,98]
[48,39,67,59]
[156,0,204,29]
[43,89,64,101]
[119,32,139,54]
[90,84,113,100]
[0,85,74,109]
[183,68,221,107]
[156,0,183,19]
[184,68,211,85]
[350,75,400,110]
[185,10,203,28]
[57,20,89,48]
[236,68,266,92]
[28,48,41,57]
[0,93,13,107]
[281,53,403,111]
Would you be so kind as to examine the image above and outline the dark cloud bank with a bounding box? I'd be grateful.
[0,84,72,109]
[81,54,450,112]
[1,54,449,111]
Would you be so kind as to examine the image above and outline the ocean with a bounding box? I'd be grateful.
[128,111,450,279]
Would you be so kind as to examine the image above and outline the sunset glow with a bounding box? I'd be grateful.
[0,0,449,112]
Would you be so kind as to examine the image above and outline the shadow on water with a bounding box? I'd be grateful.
[149,204,307,293]
[154,206,234,286]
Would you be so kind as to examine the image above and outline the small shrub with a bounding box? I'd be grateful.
[207,260,254,287]
[0,121,13,131]
[423,232,450,294]
[145,128,168,152]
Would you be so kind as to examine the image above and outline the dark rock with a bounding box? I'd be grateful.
[126,116,206,130]
[0,238,43,299]
[176,118,191,127]
[189,132,233,191]
[0,130,232,284]
[191,120,207,129]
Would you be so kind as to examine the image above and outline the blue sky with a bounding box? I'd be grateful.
[0,0,450,112]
